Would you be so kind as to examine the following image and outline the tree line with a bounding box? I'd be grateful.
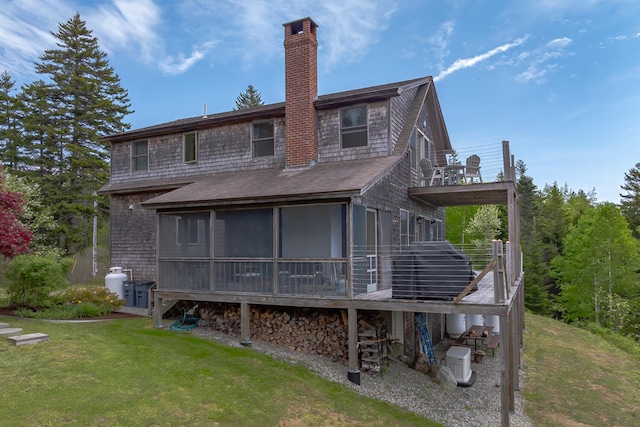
[448,161,640,343]
[0,13,132,256]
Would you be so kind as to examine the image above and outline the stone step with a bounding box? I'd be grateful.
[7,333,50,346]
[0,322,9,328]
[0,328,23,336]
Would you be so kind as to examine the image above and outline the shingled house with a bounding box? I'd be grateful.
[99,17,524,425]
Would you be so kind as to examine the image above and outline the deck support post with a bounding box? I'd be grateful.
[493,240,505,303]
[499,313,510,426]
[240,302,251,345]
[153,292,163,328]
[347,307,359,381]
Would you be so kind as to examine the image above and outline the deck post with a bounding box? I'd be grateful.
[153,292,163,328]
[512,304,520,392]
[240,302,251,345]
[508,309,516,411]
[499,313,510,427]
[493,240,505,303]
[505,241,513,288]
[347,307,359,378]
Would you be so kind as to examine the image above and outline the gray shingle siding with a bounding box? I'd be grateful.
[390,85,419,152]
[361,154,442,247]
[110,118,286,185]
[110,192,163,280]
[317,101,390,162]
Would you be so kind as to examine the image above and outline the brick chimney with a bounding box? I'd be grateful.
[283,17,318,168]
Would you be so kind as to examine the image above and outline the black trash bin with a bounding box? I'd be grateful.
[134,281,155,309]
[123,281,137,307]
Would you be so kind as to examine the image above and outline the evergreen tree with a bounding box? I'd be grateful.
[32,13,132,253]
[517,162,553,314]
[234,85,264,110]
[0,71,23,170]
[620,163,640,238]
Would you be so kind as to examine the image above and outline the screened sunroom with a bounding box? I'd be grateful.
[155,202,394,298]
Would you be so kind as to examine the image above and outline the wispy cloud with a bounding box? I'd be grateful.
[0,0,397,79]
[165,0,398,73]
[86,0,162,63]
[0,0,73,81]
[159,41,217,76]
[515,37,573,84]
[434,36,529,82]
[428,20,455,70]
[317,0,397,72]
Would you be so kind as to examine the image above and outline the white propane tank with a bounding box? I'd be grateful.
[446,314,466,338]
[105,266,127,299]
[484,315,500,333]
[466,314,484,329]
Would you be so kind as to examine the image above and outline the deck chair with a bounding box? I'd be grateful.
[420,158,443,186]
[464,154,482,184]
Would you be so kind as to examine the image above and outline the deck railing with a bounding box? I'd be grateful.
[157,241,520,302]
[158,259,348,297]
[421,141,515,186]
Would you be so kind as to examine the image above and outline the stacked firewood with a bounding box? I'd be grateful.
[358,315,390,376]
[197,303,349,362]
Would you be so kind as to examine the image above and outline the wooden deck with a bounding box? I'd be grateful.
[355,270,496,303]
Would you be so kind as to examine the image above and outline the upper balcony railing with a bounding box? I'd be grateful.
[420,141,515,187]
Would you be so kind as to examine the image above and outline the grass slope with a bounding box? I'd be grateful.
[523,313,640,427]
[0,316,440,426]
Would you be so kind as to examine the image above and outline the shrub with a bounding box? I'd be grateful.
[56,286,125,311]
[5,255,73,307]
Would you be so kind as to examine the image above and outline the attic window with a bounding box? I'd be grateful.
[340,105,368,148]
[183,132,197,163]
[252,121,274,157]
[131,139,148,172]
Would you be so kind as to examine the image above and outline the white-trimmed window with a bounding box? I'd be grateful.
[418,131,435,164]
[183,132,197,163]
[340,105,368,148]
[400,209,409,247]
[252,121,274,157]
[131,140,148,172]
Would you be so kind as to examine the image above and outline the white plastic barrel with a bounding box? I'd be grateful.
[484,315,500,333]
[446,314,466,338]
[466,314,484,329]
[105,266,127,299]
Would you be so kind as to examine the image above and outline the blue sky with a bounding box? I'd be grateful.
[1,0,639,203]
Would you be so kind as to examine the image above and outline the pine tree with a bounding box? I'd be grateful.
[234,85,264,110]
[620,163,640,238]
[0,71,23,170]
[32,13,132,253]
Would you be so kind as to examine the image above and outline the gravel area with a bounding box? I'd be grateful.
[185,324,533,427]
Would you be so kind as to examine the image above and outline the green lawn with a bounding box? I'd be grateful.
[4,312,639,426]
[0,316,440,426]
[522,313,640,427]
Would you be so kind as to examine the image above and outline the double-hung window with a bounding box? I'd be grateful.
[183,132,197,163]
[340,105,368,148]
[131,140,148,172]
[252,121,274,157]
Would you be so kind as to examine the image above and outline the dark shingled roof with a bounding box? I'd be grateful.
[140,155,403,209]
[103,77,432,143]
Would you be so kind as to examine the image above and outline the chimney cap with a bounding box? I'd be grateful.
[282,17,318,30]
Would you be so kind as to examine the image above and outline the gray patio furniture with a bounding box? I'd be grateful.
[464,154,482,184]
